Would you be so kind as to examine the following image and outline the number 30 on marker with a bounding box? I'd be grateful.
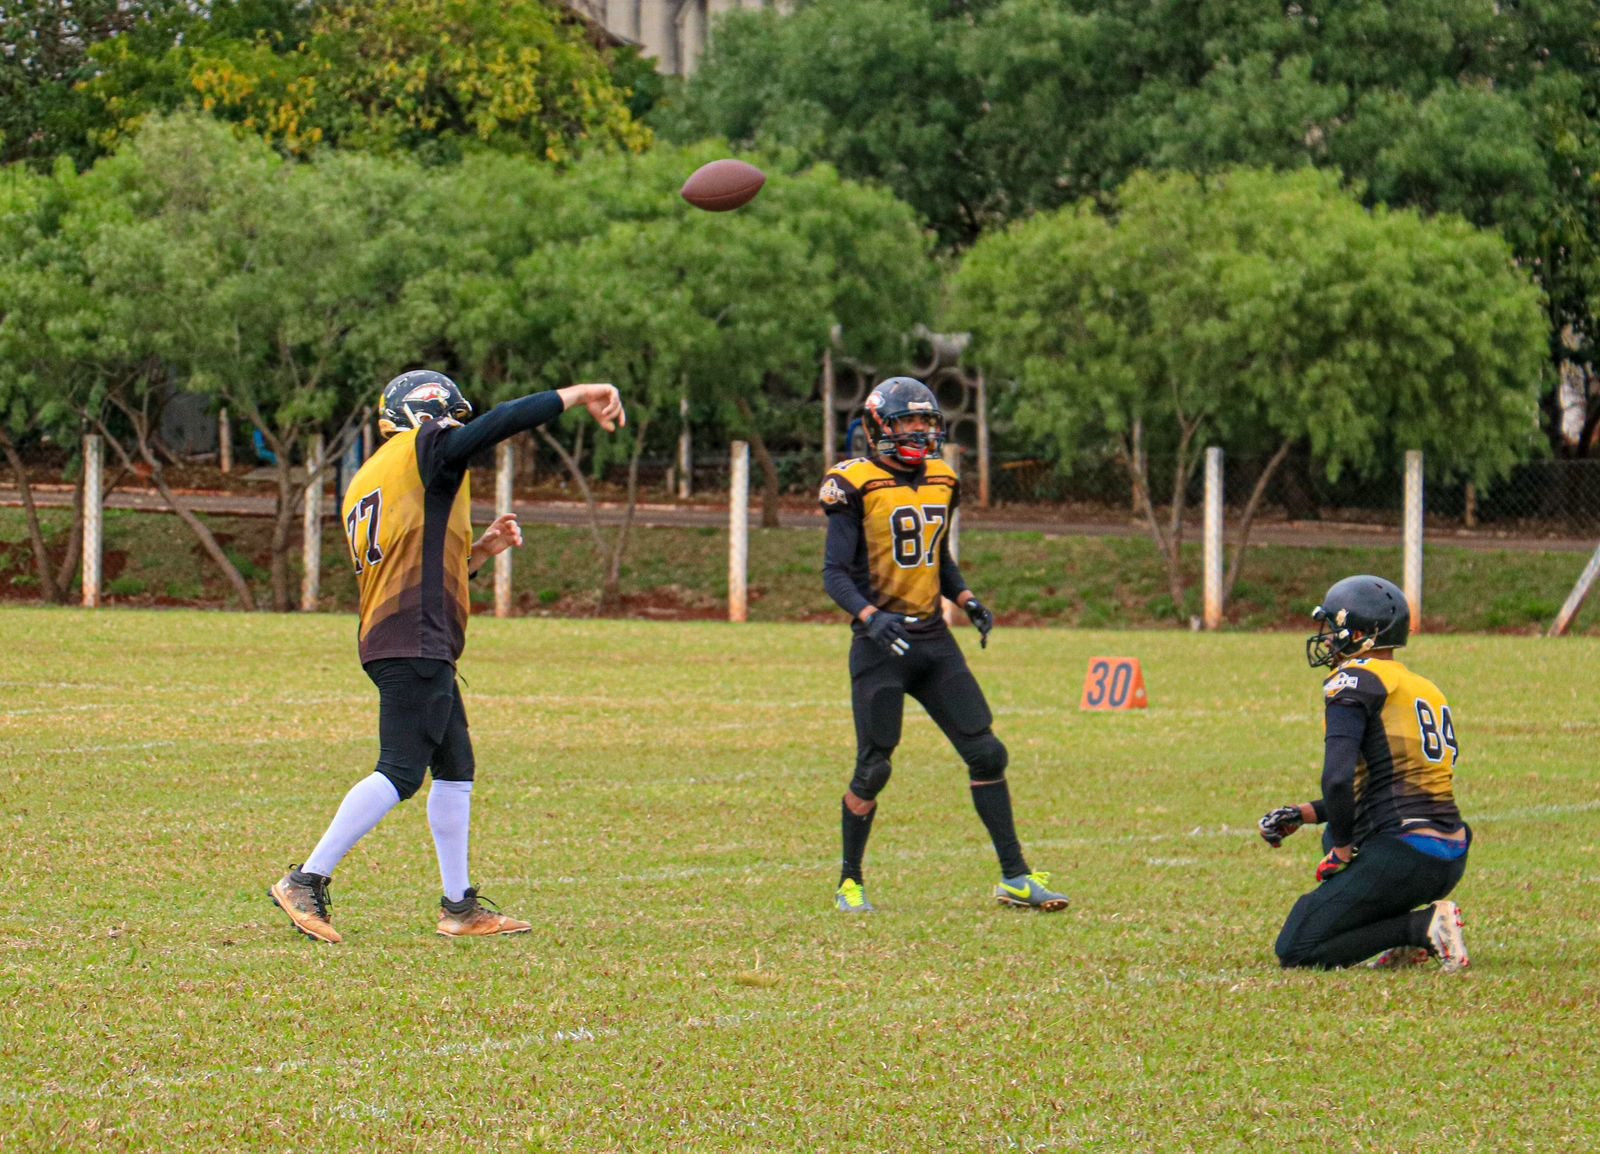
[1079,657,1148,711]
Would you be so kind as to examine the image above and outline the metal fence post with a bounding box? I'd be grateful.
[81,433,101,608]
[729,441,749,623]
[495,440,514,618]
[1549,543,1600,636]
[300,434,323,611]
[1404,450,1424,633]
[1203,447,1224,630]
[976,370,990,509]
[677,395,692,500]
[822,347,836,470]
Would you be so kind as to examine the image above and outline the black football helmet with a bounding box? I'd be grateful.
[378,369,473,437]
[864,376,945,466]
[1306,575,1411,669]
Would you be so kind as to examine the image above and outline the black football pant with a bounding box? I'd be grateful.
[848,627,1005,799]
[366,657,475,800]
[1274,828,1470,969]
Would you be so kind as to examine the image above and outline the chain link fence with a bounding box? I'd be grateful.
[546,445,1600,539]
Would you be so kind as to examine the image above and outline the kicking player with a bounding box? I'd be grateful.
[820,376,1067,915]
[1259,574,1471,971]
[269,370,624,942]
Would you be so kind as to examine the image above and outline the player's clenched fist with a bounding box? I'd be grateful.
[1257,805,1304,848]
[865,611,913,657]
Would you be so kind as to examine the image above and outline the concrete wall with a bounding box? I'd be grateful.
[568,0,787,75]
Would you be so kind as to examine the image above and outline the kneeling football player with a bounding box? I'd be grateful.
[269,370,625,943]
[820,377,1067,914]
[1259,575,1471,971]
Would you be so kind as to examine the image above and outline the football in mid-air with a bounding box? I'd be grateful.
[680,159,766,212]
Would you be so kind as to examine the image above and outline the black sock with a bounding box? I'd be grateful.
[840,798,876,885]
[971,781,1028,879]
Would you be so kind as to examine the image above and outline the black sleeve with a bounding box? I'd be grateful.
[822,509,872,619]
[1321,701,1368,845]
[938,533,968,602]
[420,391,564,484]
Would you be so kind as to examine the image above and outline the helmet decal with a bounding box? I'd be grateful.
[377,370,472,438]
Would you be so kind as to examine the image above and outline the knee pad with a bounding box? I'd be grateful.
[850,753,893,802]
[963,732,1008,781]
[376,762,425,801]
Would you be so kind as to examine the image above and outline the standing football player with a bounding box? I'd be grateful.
[1259,575,1471,971]
[269,370,625,943]
[820,376,1067,914]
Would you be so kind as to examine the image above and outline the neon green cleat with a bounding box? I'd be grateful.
[995,871,1070,912]
[835,878,875,913]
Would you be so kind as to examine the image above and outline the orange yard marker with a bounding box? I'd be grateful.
[1079,657,1147,711]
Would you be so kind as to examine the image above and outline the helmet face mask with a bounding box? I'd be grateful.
[378,370,473,438]
[1306,575,1411,669]
[864,376,945,467]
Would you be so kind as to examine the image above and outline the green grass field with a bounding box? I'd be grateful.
[2,505,1595,634]
[2,608,1597,1151]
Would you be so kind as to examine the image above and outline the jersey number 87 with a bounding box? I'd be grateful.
[890,504,948,568]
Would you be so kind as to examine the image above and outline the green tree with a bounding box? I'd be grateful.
[0,163,89,601]
[81,0,652,164]
[953,168,1547,619]
[659,0,987,246]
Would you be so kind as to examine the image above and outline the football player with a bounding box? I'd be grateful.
[1258,575,1471,971]
[269,370,624,943]
[819,376,1067,914]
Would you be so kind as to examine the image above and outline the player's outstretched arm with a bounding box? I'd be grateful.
[558,383,625,432]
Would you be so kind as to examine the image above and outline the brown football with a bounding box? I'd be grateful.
[680,159,767,212]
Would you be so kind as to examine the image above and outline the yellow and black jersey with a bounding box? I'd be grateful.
[819,455,962,626]
[1323,657,1462,840]
[341,421,473,665]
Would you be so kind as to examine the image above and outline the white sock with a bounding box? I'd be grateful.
[428,779,474,902]
[303,773,403,877]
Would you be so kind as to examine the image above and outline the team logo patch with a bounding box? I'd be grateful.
[1325,672,1359,697]
[1334,608,1349,627]
[818,477,847,506]
[404,383,451,405]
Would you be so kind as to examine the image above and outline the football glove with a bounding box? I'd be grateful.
[1257,805,1304,848]
[964,597,993,649]
[865,611,912,657]
[1315,846,1357,883]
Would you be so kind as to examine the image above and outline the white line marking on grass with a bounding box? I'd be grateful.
[0,704,121,717]
[1471,799,1600,822]
[29,740,178,755]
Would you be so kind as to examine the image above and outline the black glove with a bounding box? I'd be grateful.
[1257,805,1304,848]
[963,597,993,649]
[864,611,912,657]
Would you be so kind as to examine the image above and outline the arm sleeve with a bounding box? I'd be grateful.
[1320,702,1368,845]
[938,533,968,601]
[822,510,872,619]
[421,391,565,483]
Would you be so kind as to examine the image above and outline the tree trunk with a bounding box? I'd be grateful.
[734,396,782,528]
[52,460,85,602]
[269,456,297,612]
[0,425,61,603]
[1223,437,1293,605]
[536,425,607,559]
[98,400,258,611]
[602,415,652,611]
